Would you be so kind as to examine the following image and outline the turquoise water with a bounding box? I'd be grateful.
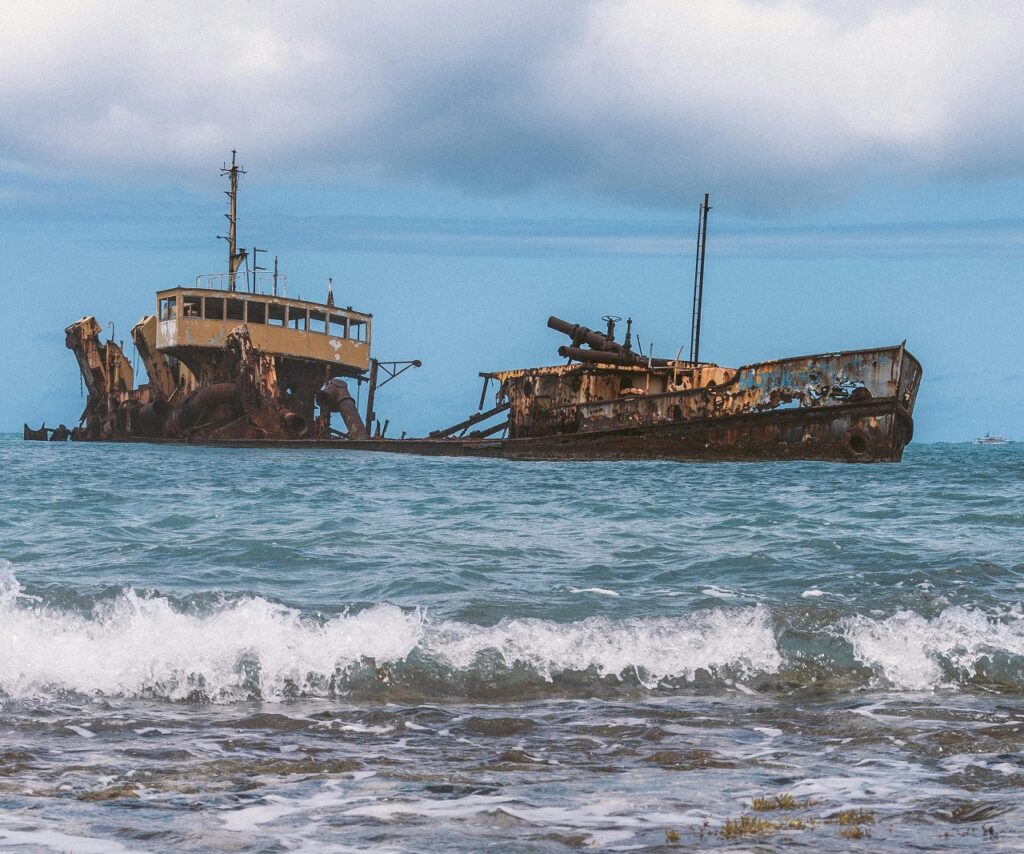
[2,436,1023,850]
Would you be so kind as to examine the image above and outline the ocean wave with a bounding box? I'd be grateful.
[4,565,1024,702]
[0,567,781,702]
[843,605,1024,690]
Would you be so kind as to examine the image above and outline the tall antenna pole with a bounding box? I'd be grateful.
[689,193,711,363]
[688,202,703,363]
[252,246,266,293]
[220,150,247,291]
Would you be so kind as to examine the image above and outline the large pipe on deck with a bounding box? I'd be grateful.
[547,316,623,353]
[280,410,308,435]
[558,345,674,368]
[165,383,241,437]
[316,378,367,439]
[136,399,170,432]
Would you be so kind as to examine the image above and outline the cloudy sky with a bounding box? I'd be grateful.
[2,0,1022,439]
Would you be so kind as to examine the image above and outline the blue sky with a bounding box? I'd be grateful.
[2,1,1022,441]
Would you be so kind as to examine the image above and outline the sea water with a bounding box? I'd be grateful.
[1,435,1022,851]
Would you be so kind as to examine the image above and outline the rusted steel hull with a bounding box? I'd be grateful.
[116,393,913,463]
[490,396,913,462]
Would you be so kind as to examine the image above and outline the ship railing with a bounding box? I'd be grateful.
[193,271,288,296]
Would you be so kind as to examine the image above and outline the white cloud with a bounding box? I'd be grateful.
[0,0,1021,210]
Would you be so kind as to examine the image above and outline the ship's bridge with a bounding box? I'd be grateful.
[155,274,371,374]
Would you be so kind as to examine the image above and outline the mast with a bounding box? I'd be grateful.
[220,150,247,291]
[689,193,711,363]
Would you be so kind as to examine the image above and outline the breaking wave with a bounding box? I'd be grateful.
[0,568,780,702]
[3,568,1024,702]
[842,605,1024,691]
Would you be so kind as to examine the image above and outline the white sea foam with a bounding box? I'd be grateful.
[0,815,138,853]
[701,585,738,600]
[567,586,620,597]
[66,725,96,738]
[0,567,782,701]
[843,605,1024,690]
[424,606,782,687]
[0,565,424,702]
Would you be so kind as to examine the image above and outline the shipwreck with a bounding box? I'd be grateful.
[26,156,922,463]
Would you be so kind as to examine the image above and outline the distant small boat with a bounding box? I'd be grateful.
[975,433,1011,445]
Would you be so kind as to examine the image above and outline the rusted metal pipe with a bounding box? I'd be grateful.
[365,359,379,433]
[280,410,307,435]
[558,345,674,368]
[429,402,510,438]
[165,383,240,437]
[316,378,368,439]
[468,419,508,438]
[547,316,624,353]
[136,399,170,431]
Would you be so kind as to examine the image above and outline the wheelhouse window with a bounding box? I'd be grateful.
[159,296,177,320]
[204,297,224,320]
[182,296,202,318]
[246,301,266,324]
[288,307,307,331]
[268,303,286,327]
[309,310,327,334]
[329,313,348,338]
[226,298,245,322]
